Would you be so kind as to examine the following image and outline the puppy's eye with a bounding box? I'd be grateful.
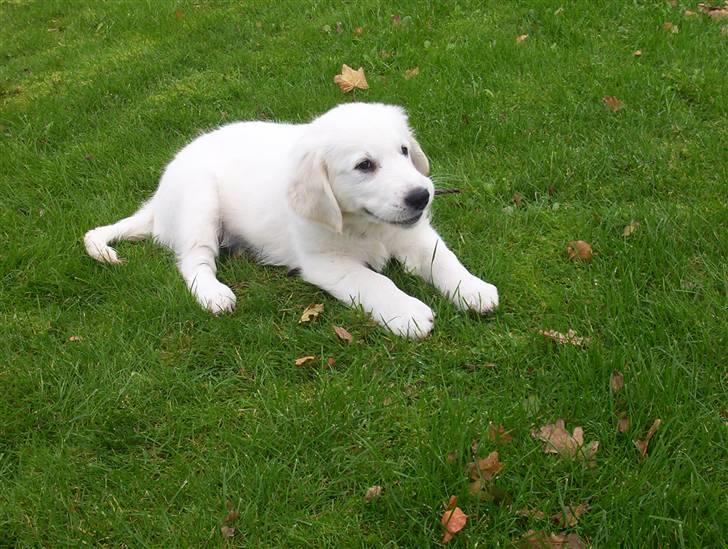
[401,145,409,156]
[355,159,375,172]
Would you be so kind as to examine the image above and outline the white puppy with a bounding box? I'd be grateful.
[84,103,498,338]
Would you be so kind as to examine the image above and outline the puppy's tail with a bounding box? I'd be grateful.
[84,203,154,264]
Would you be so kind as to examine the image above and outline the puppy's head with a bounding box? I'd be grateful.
[288,103,432,233]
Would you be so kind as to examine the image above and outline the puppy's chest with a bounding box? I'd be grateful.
[344,228,394,272]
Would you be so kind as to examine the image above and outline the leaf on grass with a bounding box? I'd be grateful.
[623,220,640,237]
[488,423,514,444]
[521,530,585,548]
[662,21,679,33]
[446,451,459,463]
[68,335,83,342]
[220,525,235,538]
[532,420,599,466]
[441,496,468,544]
[391,14,402,26]
[602,96,623,112]
[617,413,630,433]
[223,510,240,524]
[354,26,364,35]
[299,303,324,323]
[404,67,420,79]
[698,3,728,19]
[633,49,642,56]
[610,370,625,393]
[516,508,546,520]
[634,418,662,458]
[684,9,697,16]
[516,34,529,43]
[539,329,590,348]
[364,485,383,502]
[294,355,316,366]
[174,9,185,19]
[332,325,353,343]
[334,64,369,93]
[468,451,504,481]
[326,357,336,367]
[512,192,523,206]
[566,240,593,261]
[552,502,589,527]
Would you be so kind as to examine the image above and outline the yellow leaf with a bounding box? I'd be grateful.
[516,34,529,43]
[294,355,316,366]
[334,64,369,93]
[299,303,324,323]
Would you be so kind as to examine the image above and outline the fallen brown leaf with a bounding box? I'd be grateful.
[333,64,369,93]
[623,220,640,237]
[663,21,679,32]
[552,502,589,528]
[174,9,185,20]
[521,530,585,548]
[516,34,529,43]
[391,14,402,26]
[354,26,364,35]
[441,496,468,544]
[634,418,662,458]
[364,485,383,502]
[332,325,353,343]
[68,335,83,342]
[602,96,623,112]
[220,525,235,538]
[610,370,625,393]
[299,303,324,323]
[294,355,316,366]
[516,508,547,520]
[468,451,503,481]
[446,451,459,463]
[539,329,591,348]
[698,2,728,19]
[512,192,523,206]
[633,49,643,56]
[567,240,593,261]
[617,413,630,433]
[684,9,697,16]
[223,510,240,524]
[488,423,514,444]
[326,357,336,367]
[404,67,420,79]
[532,419,599,466]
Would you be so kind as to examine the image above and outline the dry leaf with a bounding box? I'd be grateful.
[539,329,591,347]
[610,370,625,393]
[446,451,459,463]
[634,418,662,458]
[602,96,623,112]
[663,21,679,32]
[333,64,369,93]
[567,240,593,261]
[698,3,728,19]
[516,34,529,43]
[174,9,185,19]
[326,357,336,367]
[294,355,316,366]
[68,335,83,342]
[470,438,480,456]
[332,325,353,343]
[220,525,235,538]
[617,413,630,433]
[364,485,383,502]
[223,510,240,524]
[404,67,420,79]
[633,49,642,56]
[441,496,468,544]
[468,451,503,481]
[623,220,640,237]
[521,530,585,548]
[516,508,547,520]
[354,26,364,35]
[532,419,599,466]
[391,14,402,26]
[488,423,514,444]
[512,192,523,206]
[684,9,697,16]
[299,303,324,323]
[552,502,589,527]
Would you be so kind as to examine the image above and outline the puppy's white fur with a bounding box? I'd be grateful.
[84,103,498,338]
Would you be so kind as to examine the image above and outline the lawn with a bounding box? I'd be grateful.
[1,0,726,546]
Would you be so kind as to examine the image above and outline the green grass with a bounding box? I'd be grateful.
[1,0,726,546]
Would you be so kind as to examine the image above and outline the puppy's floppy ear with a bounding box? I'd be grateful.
[288,151,343,233]
[409,134,430,176]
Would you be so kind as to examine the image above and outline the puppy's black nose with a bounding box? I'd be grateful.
[404,187,430,211]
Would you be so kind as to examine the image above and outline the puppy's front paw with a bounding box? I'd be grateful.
[452,277,499,314]
[193,280,237,314]
[379,297,435,339]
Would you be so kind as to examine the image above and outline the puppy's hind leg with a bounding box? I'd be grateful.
[162,175,236,314]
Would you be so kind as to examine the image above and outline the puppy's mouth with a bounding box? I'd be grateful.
[363,209,423,227]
